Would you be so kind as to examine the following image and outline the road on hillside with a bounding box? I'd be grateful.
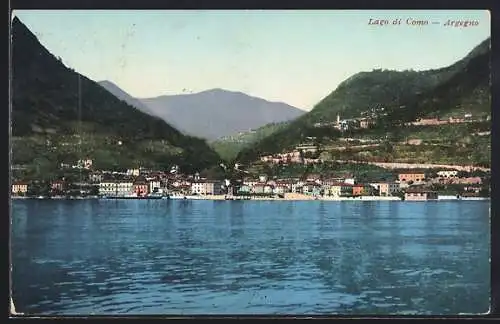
[334,160,490,172]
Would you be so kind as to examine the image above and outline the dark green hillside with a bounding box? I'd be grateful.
[379,44,490,127]
[304,38,490,124]
[237,38,490,163]
[11,17,220,174]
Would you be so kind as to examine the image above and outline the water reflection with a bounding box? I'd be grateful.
[229,202,245,239]
[10,200,490,315]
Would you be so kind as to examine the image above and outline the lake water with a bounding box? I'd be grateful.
[10,199,490,315]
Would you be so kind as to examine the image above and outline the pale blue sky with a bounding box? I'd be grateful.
[13,10,490,110]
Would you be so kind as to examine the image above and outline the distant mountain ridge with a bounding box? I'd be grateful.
[103,87,305,140]
[98,80,154,116]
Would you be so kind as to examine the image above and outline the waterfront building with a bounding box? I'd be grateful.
[117,180,134,196]
[51,180,66,192]
[98,180,133,197]
[291,180,305,193]
[404,189,438,201]
[99,181,116,196]
[12,181,29,195]
[352,184,364,196]
[370,182,400,196]
[273,184,289,194]
[253,183,265,194]
[149,180,161,194]
[133,180,149,197]
[302,182,321,195]
[327,183,354,197]
[191,180,224,195]
[238,184,252,194]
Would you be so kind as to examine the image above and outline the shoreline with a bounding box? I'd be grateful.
[11,195,490,202]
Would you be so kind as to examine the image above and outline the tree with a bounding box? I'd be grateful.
[382,141,394,154]
[479,187,490,197]
[89,185,99,196]
[27,181,50,197]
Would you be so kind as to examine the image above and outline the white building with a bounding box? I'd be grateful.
[191,180,224,195]
[243,179,259,187]
[258,175,268,183]
[117,181,134,196]
[149,180,161,193]
[291,181,305,193]
[99,181,116,196]
[273,184,290,194]
[329,185,342,197]
[344,178,356,185]
[295,144,318,153]
[99,181,133,197]
[77,159,93,170]
[88,172,103,184]
[437,170,458,178]
[127,169,140,176]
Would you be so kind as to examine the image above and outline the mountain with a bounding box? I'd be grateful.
[139,88,305,140]
[98,80,154,115]
[305,38,490,124]
[11,16,220,174]
[237,37,491,163]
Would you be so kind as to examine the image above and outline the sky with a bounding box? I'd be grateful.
[12,10,490,110]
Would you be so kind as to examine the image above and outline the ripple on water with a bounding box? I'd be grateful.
[11,200,491,315]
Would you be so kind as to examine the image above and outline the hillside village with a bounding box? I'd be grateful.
[10,18,491,203]
[11,154,490,201]
[259,111,489,165]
